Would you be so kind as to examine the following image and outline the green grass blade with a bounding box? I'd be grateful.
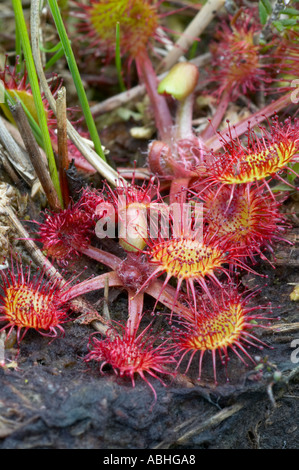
[47,0,107,162]
[45,47,65,71]
[0,80,44,149]
[11,91,44,148]
[115,22,126,92]
[15,27,23,75]
[12,0,63,206]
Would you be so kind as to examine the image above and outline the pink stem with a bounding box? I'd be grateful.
[135,49,173,142]
[205,91,293,151]
[77,245,121,271]
[145,280,191,318]
[63,271,122,302]
[200,89,231,141]
[127,290,144,336]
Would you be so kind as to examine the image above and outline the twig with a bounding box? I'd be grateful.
[30,0,122,188]
[0,116,36,186]
[103,275,111,322]
[0,117,48,165]
[56,87,70,206]
[154,403,244,449]
[0,147,21,186]
[10,102,62,212]
[157,0,225,73]
[267,382,277,408]
[266,322,299,333]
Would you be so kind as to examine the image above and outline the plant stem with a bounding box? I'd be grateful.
[0,79,44,148]
[169,178,190,205]
[128,291,144,336]
[12,0,63,206]
[56,87,70,207]
[11,102,62,212]
[135,49,173,143]
[89,52,211,118]
[115,22,126,92]
[77,245,121,271]
[64,271,122,301]
[204,91,294,151]
[30,0,122,187]
[47,0,107,162]
[200,89,231,141]
[10,90,44,148]
[15,27,22,75]
[144,281,191,318]
[175,94,195,140]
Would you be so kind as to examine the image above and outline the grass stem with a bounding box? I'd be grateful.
[12,0,63,207]
[47,0,107,162]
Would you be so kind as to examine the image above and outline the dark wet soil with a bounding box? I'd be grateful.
[0,0,299,448]
[0,247,298,449]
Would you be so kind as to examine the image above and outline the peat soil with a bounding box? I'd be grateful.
[0,244,298,450]
[1,0,299,451]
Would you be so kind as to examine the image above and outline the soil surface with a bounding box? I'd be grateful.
[1,0,299,451]
[0,247,298,450]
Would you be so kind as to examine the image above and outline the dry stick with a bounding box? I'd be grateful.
[157,0,225,73]
[10,102,62,212]
[0,150,21,186]
[267,322,299,333]
[154,403,244,449]
[2,204,109,335]
[103,275,111,322]
[1,117,48,166]
[91,83,147,118]
[1,117,48,199]
[0,116,36,186]
[30,0,122,188]
[56,87,70,207]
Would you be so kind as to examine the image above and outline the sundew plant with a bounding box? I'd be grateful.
[0,0,298,406]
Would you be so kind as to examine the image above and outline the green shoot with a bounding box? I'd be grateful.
[15,27,23,75]
[115,22,126,92]
[45,48,65,71]
[259,0,272,25]
[0,78,44,149]
[12,0,63,206]
[41,42,65,71]
[47,0,107,162]
[259,0,299,32]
